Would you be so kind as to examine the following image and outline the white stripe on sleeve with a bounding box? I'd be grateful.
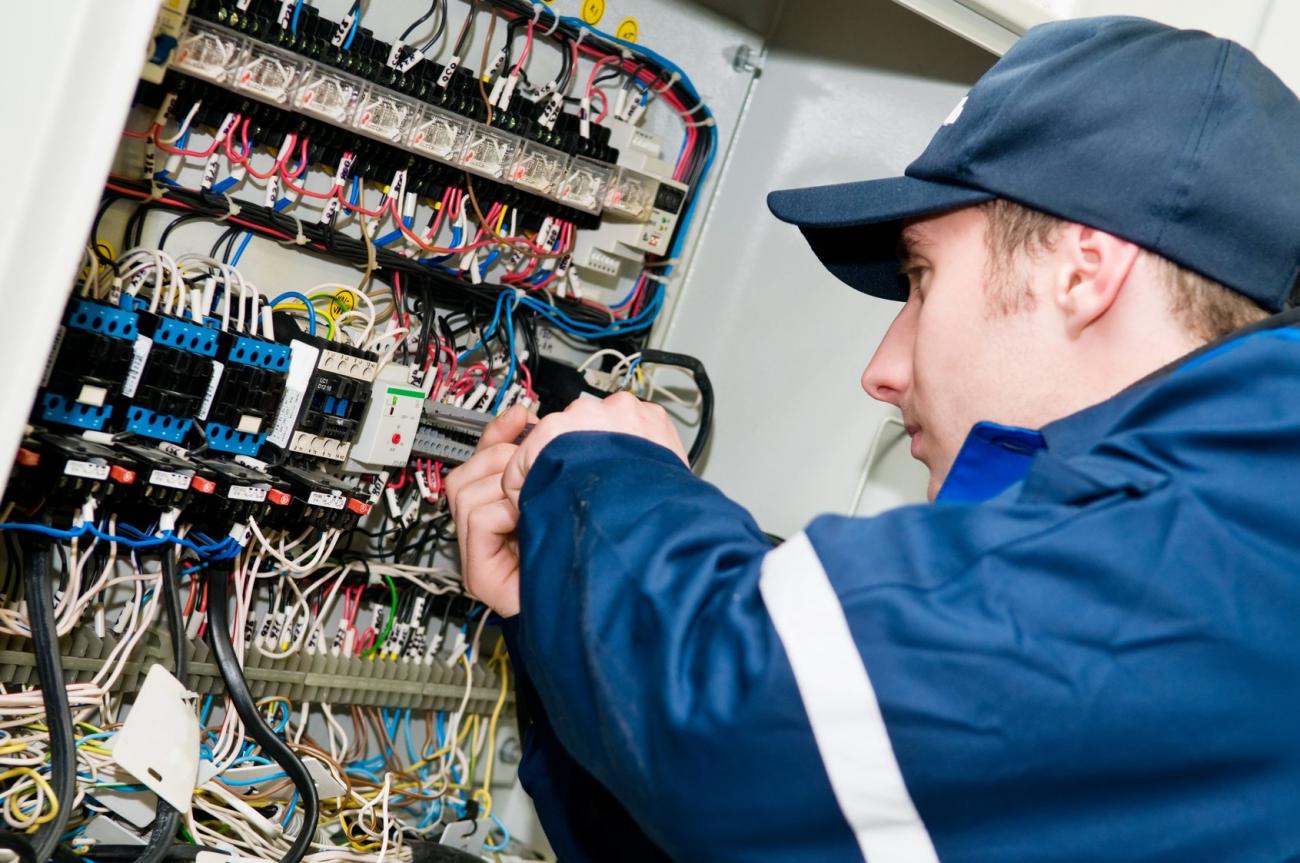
[759,532,939,862]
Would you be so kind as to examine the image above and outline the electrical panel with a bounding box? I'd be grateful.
[0,0,719,860]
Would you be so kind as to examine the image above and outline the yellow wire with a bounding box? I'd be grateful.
[478,650,511,815]
[0,767,59,829]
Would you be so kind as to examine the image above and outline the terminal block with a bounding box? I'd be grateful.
[205,333,291,457]
[121,311,218,445]
[38,299,139,433]
[267,465,371,531]
[267,328,378,464]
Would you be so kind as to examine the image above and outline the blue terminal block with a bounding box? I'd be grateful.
[66,299,139,341]
[204,422,267,457]
[125,406,193,444]
[39,393,112,431]
[152,315,219,357]
[227,336,291,371]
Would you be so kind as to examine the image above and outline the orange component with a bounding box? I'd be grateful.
[191,476,216,494]
[15,448,39,467]
[109,465,137,485]
[346,498,371,516]
[267,488,292,506]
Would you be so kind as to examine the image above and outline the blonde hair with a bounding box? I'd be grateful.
[978,199,1268,339]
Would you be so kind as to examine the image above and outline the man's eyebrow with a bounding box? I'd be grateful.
[896,225,932,267]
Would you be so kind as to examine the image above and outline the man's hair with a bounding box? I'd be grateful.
[978,199,1268,340]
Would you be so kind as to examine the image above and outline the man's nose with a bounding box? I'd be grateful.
[861,303,916,406]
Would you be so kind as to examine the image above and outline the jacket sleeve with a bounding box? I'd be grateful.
[513,432,859,862]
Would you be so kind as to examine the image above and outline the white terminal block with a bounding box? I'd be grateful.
[346,363,426,468]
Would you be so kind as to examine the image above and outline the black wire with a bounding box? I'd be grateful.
[133,550,188,863]
[638,349,713,469]
[205,570,319,863]
[22,541,76,863]
[156,213,208,253]
[399,0,442,43]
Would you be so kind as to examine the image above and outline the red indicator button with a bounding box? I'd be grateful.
[391,433,402,444]
[191,476,216,494]
[16,448,39,467]
[110,466,137,485]
[267,489,292,506]
[346,498,371,516]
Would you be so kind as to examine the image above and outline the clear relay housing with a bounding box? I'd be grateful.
[295,68,362,124]
[408,108,472,161]
[459,128,520,180]
[173,19,243,84]
[557,158,614,214]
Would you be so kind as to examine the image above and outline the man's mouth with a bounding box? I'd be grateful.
[904,423,923,460]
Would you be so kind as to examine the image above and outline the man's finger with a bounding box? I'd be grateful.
[462,498,522,617]
[446,442,517,515]
[451,471,515,559]
[478,404,533,451]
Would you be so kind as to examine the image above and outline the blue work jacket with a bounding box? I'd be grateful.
[503,310,1300,862]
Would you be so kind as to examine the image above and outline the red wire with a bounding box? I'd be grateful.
[392,271,409,327]
[335,179,394,218]
[154,134,221,159]
[121,124,159,140]
[592,88,609,123]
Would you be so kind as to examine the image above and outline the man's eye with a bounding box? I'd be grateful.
[903,267,929,297]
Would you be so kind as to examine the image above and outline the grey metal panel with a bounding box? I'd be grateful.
[661,0,994,537]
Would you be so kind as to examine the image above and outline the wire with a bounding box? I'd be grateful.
[21,541,75,863]
[205,570,319,863]
[639,349,714,468]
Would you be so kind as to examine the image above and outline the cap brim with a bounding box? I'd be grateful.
[767,176,994,300]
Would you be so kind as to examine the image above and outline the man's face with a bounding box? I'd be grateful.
[861,207,1057,499]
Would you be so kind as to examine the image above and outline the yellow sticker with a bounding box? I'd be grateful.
[330,290,356,319]
[580,0,605,26]
[615,16,639,43]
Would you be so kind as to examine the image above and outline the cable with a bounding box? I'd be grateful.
[22,541,76,863]
[133,550,188,863]
[639,349,713,469]
[205,570,319,863]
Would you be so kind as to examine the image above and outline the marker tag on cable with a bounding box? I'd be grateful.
[263,174,281,209]
[111,665,200,811]
[384,487,401,519]
[276,0,295,29]
[497,72,521,110]
[437,56,460,89]
[319,153,355,224]
[387,40,406,68]
[485,48,507,82]
[488,73,509,108]
[331,11,355,47]
[578,96,592,138]
[200,114,237,189]
[397,47,425,73]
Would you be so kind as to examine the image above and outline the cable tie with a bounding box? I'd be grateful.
[541,6,561,36]
[215,194,243,221]
[643,272,673,285]
[684,115,716,128]
[531,3,542,24]
[146,182,166,202]
[575,29,588,47]
[683,95,709,115]
[655,71,681,94]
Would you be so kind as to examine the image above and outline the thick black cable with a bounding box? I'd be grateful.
[22,542,76,863]
[205,570,319,863]
[0,832,37,863]
[133,550,188,863]
[638,349,713,469]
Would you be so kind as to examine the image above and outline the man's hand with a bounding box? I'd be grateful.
[446,405,532,618]
[501,391,688,508]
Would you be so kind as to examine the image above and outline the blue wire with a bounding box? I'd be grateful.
[268,291,318,337]
[290,0,305,35]
[343,0,361,50]
[282,789,299,827]
[484,812,512,852]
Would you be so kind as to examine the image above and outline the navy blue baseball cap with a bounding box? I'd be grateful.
[767,16,1300,312]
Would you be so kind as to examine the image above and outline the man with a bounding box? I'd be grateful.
[448,16,1300,863]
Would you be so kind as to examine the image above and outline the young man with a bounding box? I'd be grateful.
[448,15,1300,863]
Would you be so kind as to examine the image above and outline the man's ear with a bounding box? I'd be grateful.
[1052,224,1141,339]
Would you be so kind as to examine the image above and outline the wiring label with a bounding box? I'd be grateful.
[228,485,268,502]
[121,336,154,399]
[149,470,191,490]
[65,460,110,481]
[581,0,606,26]
[268,341,321,447]
[616,17,640,42]
[307,491,346,510]
[197,360,224,421]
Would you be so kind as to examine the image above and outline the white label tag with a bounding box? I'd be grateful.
[65,460,109,481]
[437,56,460,88]
[307,491,346,510]
[229,485,268,502]
[197,360,224,421]
[149,469,191,490]
[277,0,295,28]
[122,336,154,398]
[268,341,321,447]
[158,442,187,458]
[331,11,355,47]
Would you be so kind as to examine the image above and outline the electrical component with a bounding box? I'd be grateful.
[347,363,427,468]
[267,330,378,464]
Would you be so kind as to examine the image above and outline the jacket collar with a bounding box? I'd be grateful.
[936,308,1300,504]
